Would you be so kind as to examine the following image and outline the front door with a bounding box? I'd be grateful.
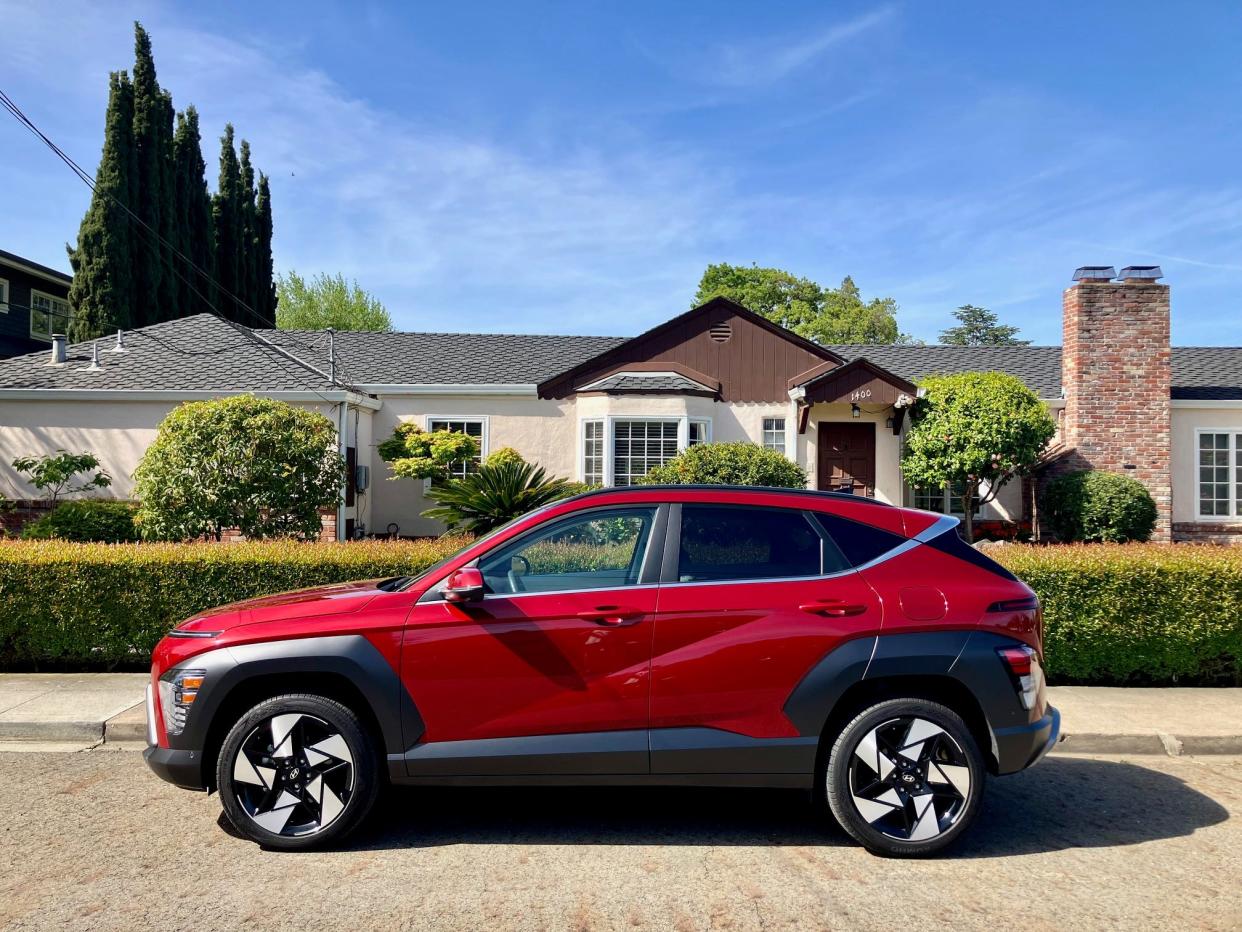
[818,422,876,496]
[400,505,662,774]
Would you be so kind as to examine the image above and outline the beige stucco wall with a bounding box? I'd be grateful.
[1171,404,1242,525]
[0,396,364,541]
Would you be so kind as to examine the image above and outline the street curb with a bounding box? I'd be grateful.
[0,722,105,742]
[1054,732,1242,756]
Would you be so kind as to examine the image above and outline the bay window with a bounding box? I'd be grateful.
[582,416,713,486]
[1198,430,1242,519]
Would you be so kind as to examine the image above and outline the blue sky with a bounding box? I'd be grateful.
[3,1,1242,344]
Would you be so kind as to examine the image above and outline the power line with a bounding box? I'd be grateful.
[0,87,364,401]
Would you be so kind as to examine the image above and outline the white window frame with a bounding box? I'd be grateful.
[761,416,786,453]
[423,415,489,483]
[581,415,712,486]
[580,417,605,487]
[29,288,70,341]
[1195,427,1242,521]
[908,481,987,518]
[0,278,9,313]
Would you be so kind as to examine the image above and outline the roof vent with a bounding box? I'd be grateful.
[708,321,733,344]
[1072,266,1116,282]
[109,329,128,353]
[1118,265,1163,281]
[83,341,103,372]
[48,333,67,366]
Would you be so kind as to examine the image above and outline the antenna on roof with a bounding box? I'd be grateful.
[327,328,337,385]
[84,341,103,372]
[109,329,128,353]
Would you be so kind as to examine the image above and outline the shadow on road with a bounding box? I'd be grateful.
[327,756,1228,857]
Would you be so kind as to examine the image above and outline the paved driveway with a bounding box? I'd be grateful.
[1,750,1238,931]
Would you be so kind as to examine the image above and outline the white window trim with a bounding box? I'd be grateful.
[586,415,713,486]
[0,277,9,313]
[907,481,992,519]
[1194,427,1242,522]
[29,288,70,342]
[579,416,605,486]
[422,415,489,491]
[761,415,787,454]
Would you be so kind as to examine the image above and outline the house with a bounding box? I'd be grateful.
[0,265,1240,543]
[0,249,72,359]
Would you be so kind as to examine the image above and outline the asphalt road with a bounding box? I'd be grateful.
[1,749,1239,931]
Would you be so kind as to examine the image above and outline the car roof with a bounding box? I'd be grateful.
[561,484,895,507]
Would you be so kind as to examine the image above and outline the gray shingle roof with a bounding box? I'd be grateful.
[0,314,336,391]
[585,373,714,393]
[268,329,628,386]
[829,344,1242,400]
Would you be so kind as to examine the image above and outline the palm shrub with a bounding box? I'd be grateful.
[423,460,575,533]
[640,441,806,488]
[1042,470,1157,543]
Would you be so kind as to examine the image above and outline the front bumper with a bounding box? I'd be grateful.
[143,745,208,790]
[993,704,1060,775]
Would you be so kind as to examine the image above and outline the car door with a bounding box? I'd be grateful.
[400,504,665,776]
[649,502,883,773]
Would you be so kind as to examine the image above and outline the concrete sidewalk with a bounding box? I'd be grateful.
[0,673,1240,754]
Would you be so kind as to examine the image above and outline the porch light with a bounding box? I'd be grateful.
[885,417,894,429]
[851,404,861,419]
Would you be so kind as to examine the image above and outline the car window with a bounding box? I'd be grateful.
[811,510,907,568]
[478,507,657,595]
[676,505,842,582]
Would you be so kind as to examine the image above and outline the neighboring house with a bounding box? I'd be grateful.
[0,265,1240,543]
[0,248,73,359]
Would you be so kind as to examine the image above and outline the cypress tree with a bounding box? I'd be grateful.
[212,125,242,322]
[66,71,136,341]
[172,106,216,317]
[238,139,258,323]
[156,89,178,321]
[130,22,164,327]
[255,173,276,327]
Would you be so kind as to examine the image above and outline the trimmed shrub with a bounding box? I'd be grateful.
[0,536,469,668]
[483,447,526,469]
[1043,470,1157,543]
[640,441,807,488]
[995,544,1242,685]
[20,500,139,543]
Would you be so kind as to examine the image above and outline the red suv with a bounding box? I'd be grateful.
[145,486,1058,857]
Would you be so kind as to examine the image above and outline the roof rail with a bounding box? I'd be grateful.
[561,484,894,507]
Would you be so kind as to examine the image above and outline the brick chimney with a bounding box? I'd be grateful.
[1060,266,1171,539]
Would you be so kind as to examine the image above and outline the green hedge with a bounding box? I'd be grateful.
[0,537,469,669]
[2,538,1239,683]
[996,544,1242,685]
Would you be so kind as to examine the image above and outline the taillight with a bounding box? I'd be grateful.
[996,644,1043,710]
[987,596,1040,613]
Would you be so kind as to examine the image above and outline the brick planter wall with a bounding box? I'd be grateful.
[0,500,56,536]
[1173,522,1242,545]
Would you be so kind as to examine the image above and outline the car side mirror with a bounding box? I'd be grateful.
[443,566,484,603]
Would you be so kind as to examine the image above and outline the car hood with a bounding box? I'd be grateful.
[175,580,387,633]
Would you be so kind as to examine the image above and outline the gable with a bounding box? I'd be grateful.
[537,297,840,402]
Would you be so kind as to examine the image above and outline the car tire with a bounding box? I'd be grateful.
[216,693,379,851]
[824,698,985,858]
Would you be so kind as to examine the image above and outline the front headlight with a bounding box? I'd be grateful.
[158,668,206,736]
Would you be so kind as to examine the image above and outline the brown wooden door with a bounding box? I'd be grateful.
[817,422,876,496]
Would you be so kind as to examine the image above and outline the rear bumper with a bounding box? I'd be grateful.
[143,745,208,791]
[993,704,1060,775]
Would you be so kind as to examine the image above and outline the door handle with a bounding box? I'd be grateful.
[799,599,867,617]
[576,606,644,626]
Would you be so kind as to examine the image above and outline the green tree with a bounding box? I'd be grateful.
[424,460,575,533]
[67,70,135,341]
[11,451,112,503]
[172,106,216,318]
[377,423,478,481]
[693,264,906,344]
[133,394,345,541]
[130,22,167,327]
[212,124,243,323]
[901,372,1055,541]
[639,441,807,488]
[276,271,394,331]
[239,140,259,323]
[939,304,1030,346]
[254,173,277,326]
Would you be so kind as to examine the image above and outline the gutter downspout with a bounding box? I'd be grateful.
[337,402,348,542]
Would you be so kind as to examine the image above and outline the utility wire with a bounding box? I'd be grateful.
[0,88,363,402]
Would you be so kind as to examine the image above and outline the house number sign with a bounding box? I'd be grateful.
[850,388,872,401]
